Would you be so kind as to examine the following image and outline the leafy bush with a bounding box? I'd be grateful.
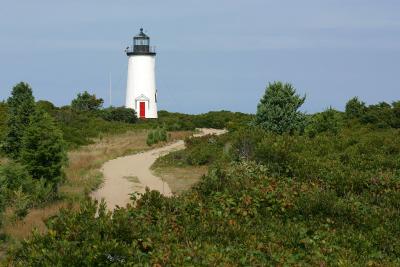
[345,97,400,129]
[146,128,167,146]
[54,107,136,148]
[305,107,343,137]
[101,107,137,124]
[0,162,55,220]
[71,91,103,111]
[345,97,366,119]
[9,160,400,265]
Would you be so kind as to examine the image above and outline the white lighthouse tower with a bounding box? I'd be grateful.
[125,28,158,119]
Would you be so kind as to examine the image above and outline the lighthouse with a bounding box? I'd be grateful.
[125,28,158,119]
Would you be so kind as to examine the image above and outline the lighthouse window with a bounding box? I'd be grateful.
[135,39,149,46]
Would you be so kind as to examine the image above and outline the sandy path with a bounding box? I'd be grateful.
[91,128,226,211]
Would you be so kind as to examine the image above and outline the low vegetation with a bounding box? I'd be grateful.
[146,127,168,146]
[3,81,400,265]
[0,82,247,257]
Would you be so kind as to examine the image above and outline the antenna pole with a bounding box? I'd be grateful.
[109,72,112,107]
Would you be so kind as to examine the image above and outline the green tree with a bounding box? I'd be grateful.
[0,101,8,141]
[255,81,306,134]
[2,82,36,158]
[71,91,103,111]
[20,108,67,192]
[345,97,366,119]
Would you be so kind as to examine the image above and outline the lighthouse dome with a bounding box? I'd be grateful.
[134,28,149,40]
[126,28,156,55]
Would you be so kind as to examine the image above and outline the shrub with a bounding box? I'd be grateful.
[71,91,103,111]
[36,100,56,114]
[228,127,265,161]
[0,162,32,192]
[0,162,55,220]
[345,97,366,119]
[101,107,137,124]
[0,162,33,213]
[306,107,343,137]
[146,128,167,146]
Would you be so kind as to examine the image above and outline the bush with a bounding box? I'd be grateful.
[101,107,137,124]
[0,162,55,219]
[71,91,103,111]
[10,159,400,265]
[345,97,366,119]
[0,162,33,192]
[305,107,343,137]
[146,128,168,146]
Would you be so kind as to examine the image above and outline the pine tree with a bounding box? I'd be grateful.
[2,82,35,158]
[255,81,306,134]
[20,108,67,192]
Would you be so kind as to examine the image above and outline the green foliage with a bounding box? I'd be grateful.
[255,81,306,134]
[360,102,395,128]
[54,107,136,148]
[154,133,229,167]
[345,97,366,119]
[3,83,400,265]
[185,135,223,165]
[2,82,35,159]
[305,107,343,137]
[9,158,400,265]
[152,110,253,131]
[20,108,67,192]
[36,100,56,114]
[0,102,8,144]
[0,162,32,193]
[101,107,137,124]
[146,128,167,146]
[345,97,400,129]
[0,162,55,220]
[71,91,104,111]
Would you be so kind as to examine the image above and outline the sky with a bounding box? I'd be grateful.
[0,0,399,114]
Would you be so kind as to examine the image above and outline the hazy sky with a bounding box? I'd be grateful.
[0,1,399,114]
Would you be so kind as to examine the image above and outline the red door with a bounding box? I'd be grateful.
[139,102,146,118]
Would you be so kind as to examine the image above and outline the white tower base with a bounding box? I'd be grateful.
[125,55,158,119]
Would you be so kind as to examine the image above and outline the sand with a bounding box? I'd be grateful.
[91,128,226,211]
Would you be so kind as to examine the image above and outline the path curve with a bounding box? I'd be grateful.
[91,128,226,211]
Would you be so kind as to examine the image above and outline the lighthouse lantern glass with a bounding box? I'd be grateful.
[134,38,149,46]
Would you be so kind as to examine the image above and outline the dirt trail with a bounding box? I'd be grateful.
[91,128,226,211]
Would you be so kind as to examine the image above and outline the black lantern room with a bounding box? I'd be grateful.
[126,28,156,56]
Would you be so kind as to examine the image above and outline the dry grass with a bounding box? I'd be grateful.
[0,157,9,166]
[2,202,77,240]
[3,130,193,241]
[152,166,207,195]
[168,131,193,141]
